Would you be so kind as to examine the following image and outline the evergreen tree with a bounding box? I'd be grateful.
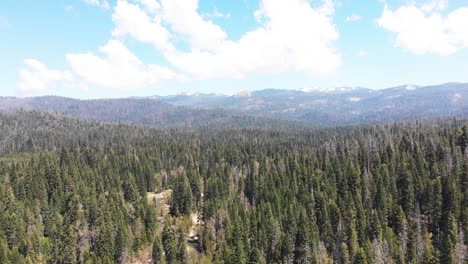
[176,229,187,264]
[162,224,177,264]
[152,236,163,264]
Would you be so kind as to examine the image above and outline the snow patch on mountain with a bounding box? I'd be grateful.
[300,87,361,93]
[234,90,252,97]
[178,91,200,96]
[452,93,462,103]
[348,97,361,102]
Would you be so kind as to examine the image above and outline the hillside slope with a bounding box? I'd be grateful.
[157,82,468,125]
[0,96,304,129]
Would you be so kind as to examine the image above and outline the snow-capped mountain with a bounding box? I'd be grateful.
[153,82,468,125]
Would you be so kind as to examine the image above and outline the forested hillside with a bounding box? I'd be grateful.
[1,82,467,129]
[0,97,305,129]
[156,82,468,126]
[0,111,466,263]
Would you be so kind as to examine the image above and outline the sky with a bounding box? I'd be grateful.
[1,0,468,99]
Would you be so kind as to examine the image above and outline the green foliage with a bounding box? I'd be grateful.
[170,174,193,217]
[0,111,466,264]
[152,236,163,264]
[162,224,177,264]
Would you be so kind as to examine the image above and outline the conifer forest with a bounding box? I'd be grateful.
[0,111,466,263]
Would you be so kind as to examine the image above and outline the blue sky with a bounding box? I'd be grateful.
[1,0,468,98]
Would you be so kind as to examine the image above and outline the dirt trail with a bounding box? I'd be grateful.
[187,211,202,257]
[127,190,173,264]
[128,245,152,264]
[147,189,172,203]
[147,189,172,220]
[135,190,203,263]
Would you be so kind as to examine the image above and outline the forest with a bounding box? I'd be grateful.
[0,110,466,263]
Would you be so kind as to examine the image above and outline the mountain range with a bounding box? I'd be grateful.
[1,82,466,127]
[154,82,468,125]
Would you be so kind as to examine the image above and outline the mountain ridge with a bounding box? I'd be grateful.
[1,82,466,127]
[151,82,468,125]
[0,96,306,129]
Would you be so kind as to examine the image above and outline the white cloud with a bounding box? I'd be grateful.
[318,0,336,16]
[112,0,174,52]
[132,0,161,14]
[65,5,73,11]
[357,50,368,56]
[378,3,468,55]
[204,6,231,19]
[346,14,361,22]
[66,40,181,90]
[159,0,227,51]
[113,0,340,79]
[169,0,340,79]
[17,59,73,93]
[82,0,110,9]
[421,0,448,12]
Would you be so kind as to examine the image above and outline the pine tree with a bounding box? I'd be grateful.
[339,242,351,264]
[0,240,10,264]
[170,174,193,216]
[162,224,177,264]
[294,211,310,264]
[152,236,163,264]
[456,125,468,154]
[176,229,187,264]
[353,248,368,264]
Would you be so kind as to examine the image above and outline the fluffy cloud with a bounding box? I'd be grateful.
[17,59,73,92]
[112,0,174,52]
[346,14,361,22]
[160,0,227,50]
[113,0,227,51]
[18,0,341,91]
[378,2,468,55]
[204,7,231,19]
[66,40,181,90]
[113,0,340,79]
[82,0,110,9]
[421,0,448,12]
[133,0,161,14]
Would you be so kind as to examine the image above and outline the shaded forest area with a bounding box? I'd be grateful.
[0,110,466,263]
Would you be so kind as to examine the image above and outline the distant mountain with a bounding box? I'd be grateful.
[154,82,468,125]
[1,82,466,127]
[0,96,303,129]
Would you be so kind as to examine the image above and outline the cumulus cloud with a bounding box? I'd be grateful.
[421,0,448,12]
[113,0,341,79]
[113,0,228,51]
[17,59,73,93]
[82,0,110,9]
[160,0,227,51]
[378,2,468,55]
[66,40,181,90]
[112,0,174,52]
[346,14,361,22]
[132,0,161,14]
[204,6,231,19]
